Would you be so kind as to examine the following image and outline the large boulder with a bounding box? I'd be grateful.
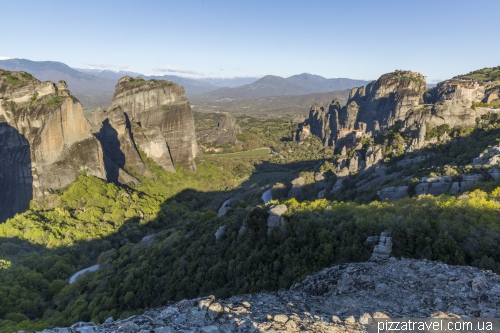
[267,204,287,235]
[377,186,409,200]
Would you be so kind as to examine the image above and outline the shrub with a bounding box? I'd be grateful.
[45,97,63,106]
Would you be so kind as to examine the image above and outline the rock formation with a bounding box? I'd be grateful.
[298,70,499,153]
[87,76,199,180]
[377,186,409,201]
[369,232,393,260]
[298,100,341,146]
[38,258,500,332]
[197,113,242,146]
[299,71,427,146]
[267,204,287,235]
[0,70,106,221]
[87,107,149,184]
[108,77,198,170]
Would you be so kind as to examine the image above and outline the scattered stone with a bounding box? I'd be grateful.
[273,314,288,324]
[359,313,372,325]
[208,302,223,320]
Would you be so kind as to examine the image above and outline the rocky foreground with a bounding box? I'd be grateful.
[34,258,500,333]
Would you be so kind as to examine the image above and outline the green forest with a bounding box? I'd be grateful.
[2,113,500,332]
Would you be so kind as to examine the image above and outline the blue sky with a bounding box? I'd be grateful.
[1,0,499,82]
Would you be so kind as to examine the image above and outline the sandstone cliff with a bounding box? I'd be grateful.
[108,77,198,170]
[0,70,106,221]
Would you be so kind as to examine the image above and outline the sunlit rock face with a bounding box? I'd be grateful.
[0,70,106,220]
[108,77,198,170]
[340,71,427,134]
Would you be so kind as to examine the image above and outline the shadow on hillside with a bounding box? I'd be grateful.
[3,150,500,326]
[0,157,334,323]
[0,123,33,221]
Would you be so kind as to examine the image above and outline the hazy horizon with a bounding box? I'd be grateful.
[1,0,499,82]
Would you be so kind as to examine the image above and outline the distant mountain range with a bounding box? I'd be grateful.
[196,74,371,100]
[0,59,116,95]
[75,69,259,88]
[0,58,370,109]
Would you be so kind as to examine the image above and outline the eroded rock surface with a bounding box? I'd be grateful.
[0,70,106,220]
[109,77,198,170]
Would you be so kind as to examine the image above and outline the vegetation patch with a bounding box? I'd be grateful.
[456,66,500,82]
[45,96,63,106]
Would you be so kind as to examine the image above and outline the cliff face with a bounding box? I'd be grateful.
[301,71,426,144]
[402,80,486,131]
[0,70,106,221]
[108,77,198,170]
[197,113,242,146]
[342,71,426,134]
[298,101,340,146]
[300,70,500,150]
[87,107,150,184]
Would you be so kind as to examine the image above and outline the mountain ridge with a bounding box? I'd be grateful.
[196,74,371,100]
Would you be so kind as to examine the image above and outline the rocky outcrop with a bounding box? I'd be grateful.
[197,113,242,146]
[267,204,287,235]
[472,145,500,166]
[299,100,341,146]
[415,176,453,196]
[215,225,227,241]
[369,232,393,260]
[39,258,500,333]
[377,186,409,201]
[287,177,305,198]
[364,145,383,169]
[298,70,498,151]
[0,70,106,221]
[108,77,198,170]
[344,71,426,134]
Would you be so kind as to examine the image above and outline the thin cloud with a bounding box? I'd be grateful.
[85,62,129,69]
[0,57,11,60]
[152,66,201,75]
[431,79,444,83]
